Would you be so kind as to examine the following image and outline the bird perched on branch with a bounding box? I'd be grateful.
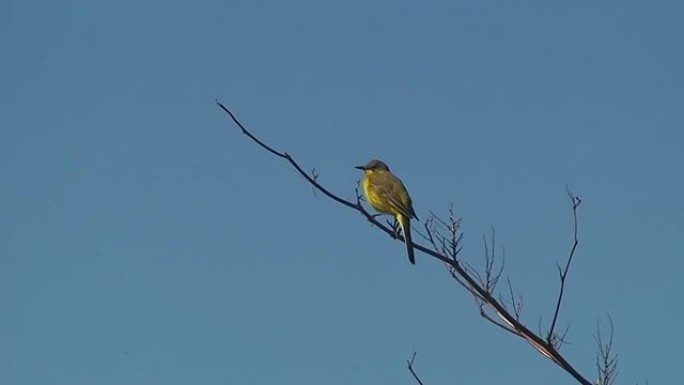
[356,159,419,264]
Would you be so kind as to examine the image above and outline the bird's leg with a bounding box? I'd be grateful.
[388,218,402,239]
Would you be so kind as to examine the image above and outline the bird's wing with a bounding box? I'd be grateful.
[369,174,414,219]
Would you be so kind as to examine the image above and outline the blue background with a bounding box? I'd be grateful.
[2,1,682,384]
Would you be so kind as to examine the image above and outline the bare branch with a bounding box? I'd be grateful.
[218,102,596,385]
[478,303,517,334]
[216,100,361,212]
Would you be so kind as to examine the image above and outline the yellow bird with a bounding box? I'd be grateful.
[356,159,419,264]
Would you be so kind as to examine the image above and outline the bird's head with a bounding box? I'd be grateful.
[355,159,391,174]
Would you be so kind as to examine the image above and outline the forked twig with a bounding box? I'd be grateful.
[407,352,425,385]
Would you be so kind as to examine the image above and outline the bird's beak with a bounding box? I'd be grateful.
[355,165,365,170]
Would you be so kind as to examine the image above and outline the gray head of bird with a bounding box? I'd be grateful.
[355,159,391,172]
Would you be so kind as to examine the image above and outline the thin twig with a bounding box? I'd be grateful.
[506,277,522,320]
[406,352,425,385]
[547,186,582,342]
[595,316,618,385]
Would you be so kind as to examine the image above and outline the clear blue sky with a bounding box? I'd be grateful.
[2,1,682,384]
